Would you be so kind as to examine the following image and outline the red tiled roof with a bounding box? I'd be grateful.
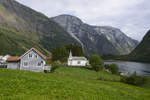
[32,47,47,60]
[7,57,20,62]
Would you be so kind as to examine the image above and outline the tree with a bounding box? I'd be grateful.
[121,72,148,86]
[65,44,84,56]
[105,64,119,75]
[90,54,104,71]
[52,46,68,62]
[50,62,60,73]
[52,44,84,62]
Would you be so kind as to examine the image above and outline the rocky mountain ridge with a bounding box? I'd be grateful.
[52,14,139,55]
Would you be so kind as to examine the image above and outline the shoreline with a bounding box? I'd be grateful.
[104,60,150,64]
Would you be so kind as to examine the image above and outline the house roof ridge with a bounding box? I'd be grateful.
[20,47,47,60]
[70,56,87,60]
[32,47,47,60]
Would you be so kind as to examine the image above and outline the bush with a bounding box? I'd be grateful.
[50,63,60,73]
[105,64,119,75]
[121,72,147,86]
[90,54,104,72]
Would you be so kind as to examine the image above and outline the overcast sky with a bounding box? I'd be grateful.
[16,0,150,41]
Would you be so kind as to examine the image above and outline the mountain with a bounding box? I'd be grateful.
[129,30,150,62]
[0,0,80,56]
[52,14,138,56]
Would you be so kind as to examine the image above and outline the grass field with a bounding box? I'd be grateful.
[0,67,150,100]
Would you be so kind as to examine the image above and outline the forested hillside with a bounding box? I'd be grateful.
[0,0,80,56]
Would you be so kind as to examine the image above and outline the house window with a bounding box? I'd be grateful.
[37,61,44,67]
[37,62,42,66]
[35,54,38,58]
[24,62,28,67]
[77,61,81,64]
[29,54,32,58]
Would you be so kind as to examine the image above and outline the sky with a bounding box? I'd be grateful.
[16,0,150,41]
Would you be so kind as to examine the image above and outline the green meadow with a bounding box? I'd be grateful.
[0,67,150,100]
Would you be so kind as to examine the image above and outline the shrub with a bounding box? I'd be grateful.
[90,54,104,71]
[46,61,52,65]
[121,72,147,86]
[50,63,60,73]
[105,64,119,75]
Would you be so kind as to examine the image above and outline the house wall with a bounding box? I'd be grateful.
[68,60,88,66]
[20,50,46,72]
[7,62,20,69]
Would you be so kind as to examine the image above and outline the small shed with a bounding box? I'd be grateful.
[7,57,20,69]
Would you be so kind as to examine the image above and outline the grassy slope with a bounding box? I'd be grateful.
[0,0,80,56]
[0,27,51,56]
[0,67,150,100]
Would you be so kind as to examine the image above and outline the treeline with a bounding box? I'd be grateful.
[52,44,84,62]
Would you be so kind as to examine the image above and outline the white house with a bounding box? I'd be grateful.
[2,55,11,63]
[7,47,51,72]
[0,56,3,62]
[68,51,89,67]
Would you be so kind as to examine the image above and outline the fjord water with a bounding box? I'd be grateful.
[105,61,150,76]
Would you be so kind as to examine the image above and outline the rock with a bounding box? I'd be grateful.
[52,14,139,56]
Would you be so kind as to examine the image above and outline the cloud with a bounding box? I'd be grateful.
[16,0,150,41]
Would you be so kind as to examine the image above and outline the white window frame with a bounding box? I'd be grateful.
[37,62,42,67]
[35,54,38,58]
[23,62,28,67]
[37,61,44,67]
[77,61,81,64]
[29,53,33,58]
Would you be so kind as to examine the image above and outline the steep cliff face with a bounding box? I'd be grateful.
[52,14,138,55]
[93,26,138,54]
[129,30,150,62]
[0,0,80,56]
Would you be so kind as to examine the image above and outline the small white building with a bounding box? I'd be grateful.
[2,55,11,62]
[68,51,89,67]
[0,56,3,62]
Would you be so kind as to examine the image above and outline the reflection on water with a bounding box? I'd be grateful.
[104,61,150,76]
